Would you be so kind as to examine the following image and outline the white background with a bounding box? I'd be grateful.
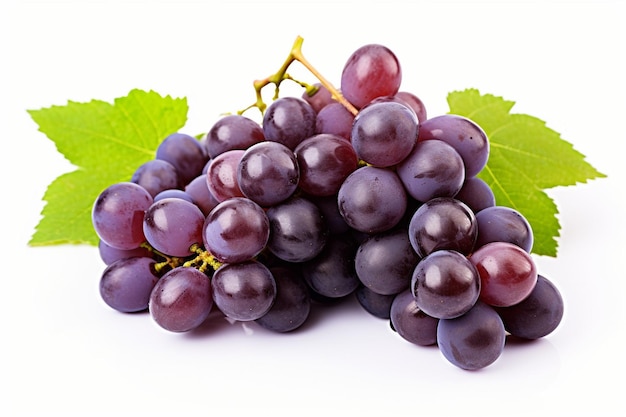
[3,0,625,416]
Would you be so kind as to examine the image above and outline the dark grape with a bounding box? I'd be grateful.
[475,206,534,252]
[184,174,219,216]
[262,97,317,150]
[99,257,159,313]
[454,177,496,213]
[98,240,153,265]
[301,82,333,113]
[390,289,439,346]
[315,102,354,141]
[355,285,396,319]
[205,114,265,158]
[131,159,180,197]
[156,133,208,185]
[206,149,245,202]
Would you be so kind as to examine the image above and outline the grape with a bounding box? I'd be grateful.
[454,177,496,213]
[350,101,417,167]
[494,275,564,339]
[237,141,299,206]
[212,261,276,322]
[262,97,317,150]
[418,114,489,178]
[184,174,219,216]
[153,189,194,203]
[437,301,506,370]
[302,82,333,113]
[315,102,355,141]
[206,149,245,202]
[155,133,209,185]
[205,114,265,158]
[98,240,153,265]
[149,267,213,332]
[355,228,420,295]
[340,44,402,109]
[307,194,350,235]
[338,166,407,234]
[408,197,477,257]
[203,197,270,264]
[92,182,153,250]
[131,159,180,197]
[294,133,359,197]
[143,197,205,257]
[99,257,159,313]
[470,241,538,307]
[303,234,360,299]
[266,196,328,262]
[389,289,439,346]
[411,250,481,319]
[397,139,466,202]
[395,91,427,123]
[475,206,534,252]
[355,285,396,319]
[255,265,311,332]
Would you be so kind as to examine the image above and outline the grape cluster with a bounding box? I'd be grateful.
[92,43,564,370]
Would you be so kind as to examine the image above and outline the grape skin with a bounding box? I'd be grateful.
[205,114,265,158]
[390,289,439,346]
[262,97,317,150]
[100,257,159,313]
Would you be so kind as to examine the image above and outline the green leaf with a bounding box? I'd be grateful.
[28,89,188,246]
[447,88,605,257]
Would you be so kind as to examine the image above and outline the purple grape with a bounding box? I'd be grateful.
[184,174,220,216]
[454,177,496,213]
[262,97,317,150]
[143,197,205,257]
[237,141,299,206]
[315,102,355,141]
[340,44,402,109]
[203,197,270,264]
[205,114,265,158]
[411,250,481,319]
[397,139,466,202]
[390,289,439,346]
[355,228,420,295]
[307,194,351,235]
[350,101,418,167]
[338,166,407,234]
[149,267,213,332]
[92,182,153,250]
[355,285,396,319]
[99,257,159,313]
[212,261,276,322]
[255,265,311,332]
[494,275,564,339]
[155,133,209,185]
[418,114,489,178]
[437,301,506,370]
[98,240,154,265]
[206,149,245,202]
[301,82,333,113]
[294,133,358,197]
[395,91,427,123]
[131,159,180,197]
[408,197,478,257]
[153,189,194,203]
[475,206,534,252]
[266,196,328,262]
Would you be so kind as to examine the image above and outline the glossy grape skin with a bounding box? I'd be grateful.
[143,197,205,257]
[92,182,153,250]
[437,301,506,370]
[351,101,417,167]
[153,189,194,204]
[315,102,355,141]
[355,285,396,319]
[185,174,219,216]
[338,166,407,234]
[294,133,359,197]
[149,267,213,332]
[340,44,402,109]
[131,159,180,197]
[475,206,534,253]
[98,240,153,265]
[395,91,427,123]
[470,242,538,307]
[212,261,276,322]
[237,141,299,207]
[307,194,351,235]
[203,197,270,264]
[411,250,481,319]
[397,139,466,202]
[303,234,360,299]
[155,133,209,185]
[390,289,439,346]
[408,197,478,257]
[355,228,420,295]
[255,265,311,332]
[262,97,317,150]
[454,177,496,214]
[206,149,245,202]
[301,82,333,113]
[99,257,159,313]
[266,196,328,262]
[205,114,265,158]
[418,114,489,178]
[494,275,564,339]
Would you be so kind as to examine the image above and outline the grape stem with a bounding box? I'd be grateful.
[238,36,358,116]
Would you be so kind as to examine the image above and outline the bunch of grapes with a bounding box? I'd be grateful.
[92,41,564,370]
